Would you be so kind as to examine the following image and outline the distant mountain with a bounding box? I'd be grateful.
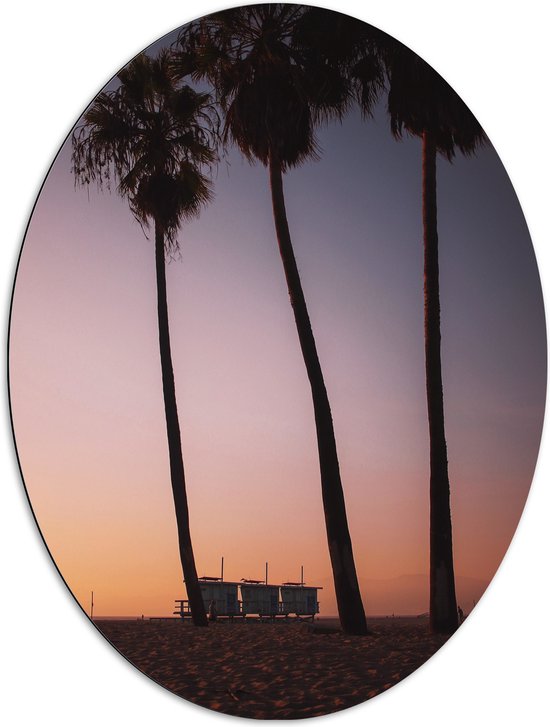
[317,573,488,617]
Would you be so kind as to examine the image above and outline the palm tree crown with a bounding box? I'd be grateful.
[293,6,386,121]
[178,3,352,171]
[385,41,485,158]
[72,49,217,249]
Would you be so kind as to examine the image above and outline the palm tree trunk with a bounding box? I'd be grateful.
[155,221,207,627]
[422,131,458,634]
[268,154,367,635]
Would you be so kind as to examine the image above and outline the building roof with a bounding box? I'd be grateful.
[195,577,322,589]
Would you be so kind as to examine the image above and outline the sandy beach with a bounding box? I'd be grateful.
[96,616,450,719]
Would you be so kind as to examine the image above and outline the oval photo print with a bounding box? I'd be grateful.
[8,3,546,720]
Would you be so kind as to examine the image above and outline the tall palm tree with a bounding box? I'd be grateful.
[379,40,485,633]
[72,50,218,627]
[177,4,368,635]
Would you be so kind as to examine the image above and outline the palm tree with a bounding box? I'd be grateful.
[176,4,368,635]
[379,40,485,634]
[72,50,218,627]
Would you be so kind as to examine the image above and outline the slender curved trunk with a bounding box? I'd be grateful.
[155,221,207,627]
[422,131,458,634]
[268,154,367,635]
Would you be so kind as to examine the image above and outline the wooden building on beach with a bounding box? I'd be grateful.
[198,577,240,616]
[174,564,322,620]
[280,583,320,616]
[240,580,280,616]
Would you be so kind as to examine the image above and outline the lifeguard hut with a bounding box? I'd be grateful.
[198,576,240,616]
[240,580,280,616]
[280,567,321,616]
[240,565,280,616]
[174,559,321,619]
[280,584,321,616]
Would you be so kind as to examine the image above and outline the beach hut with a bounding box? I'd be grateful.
[280,583,321,616]
[240,580,280,616]
[198,577,240,616]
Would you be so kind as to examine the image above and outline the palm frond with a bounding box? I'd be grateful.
[175,4,351,171]
[386,41,486,159]
[71,51,219,251]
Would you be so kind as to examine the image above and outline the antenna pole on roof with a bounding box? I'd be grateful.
[265,562,268,585]
[301,566,304,586]
[221,556,224,582]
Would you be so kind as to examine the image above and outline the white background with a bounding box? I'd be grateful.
[2,1,548,725]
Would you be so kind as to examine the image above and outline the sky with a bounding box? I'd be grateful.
[8,9,546,620]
